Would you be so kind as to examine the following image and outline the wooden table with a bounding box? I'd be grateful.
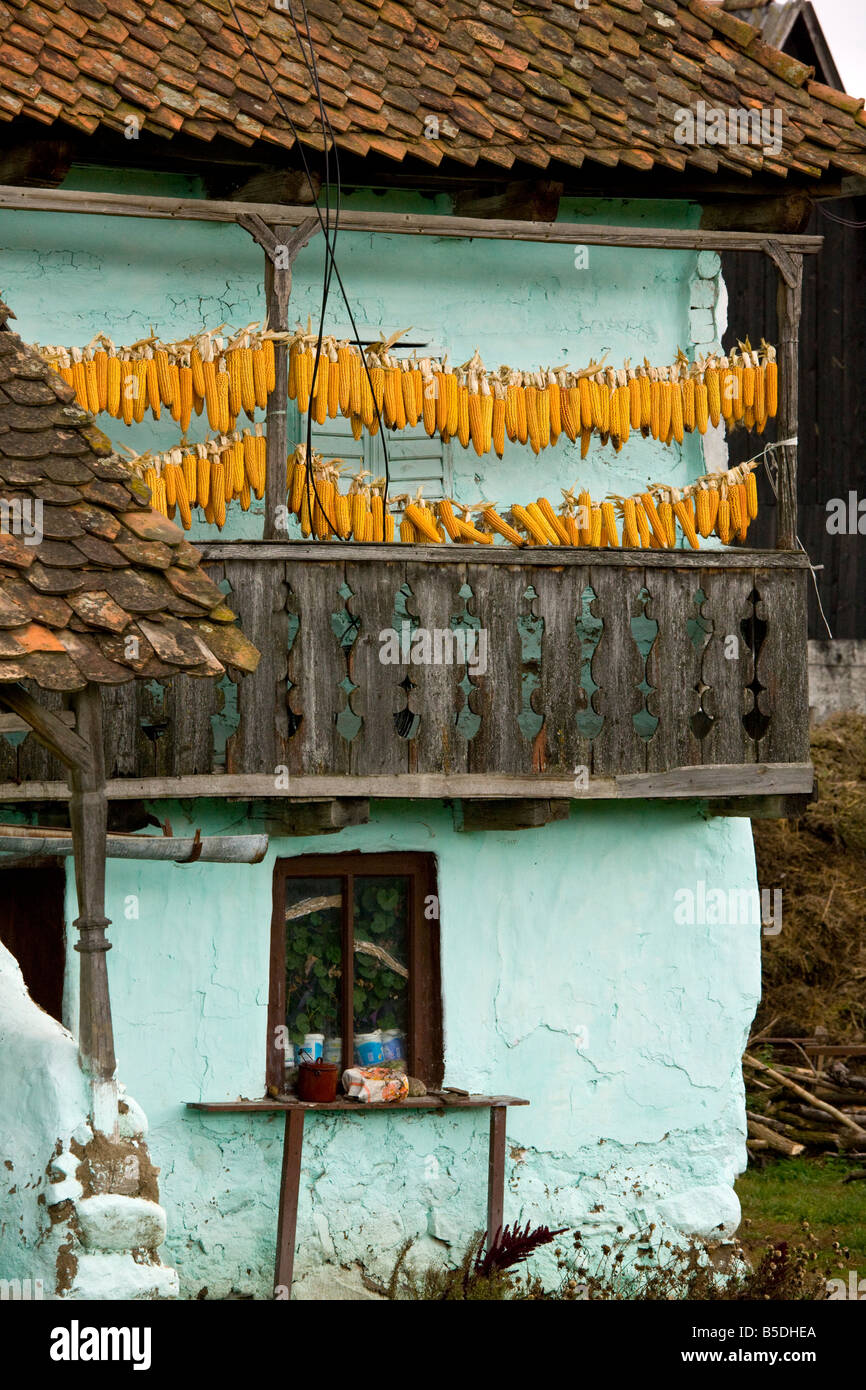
[186,1093,529,1296]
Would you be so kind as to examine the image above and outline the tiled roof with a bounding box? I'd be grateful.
[0,298,259,692]
[0,0,865,182]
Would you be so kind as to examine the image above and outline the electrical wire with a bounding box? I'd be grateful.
[227,0,392,541]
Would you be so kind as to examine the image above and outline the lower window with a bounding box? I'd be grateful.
[268,852,443,1091]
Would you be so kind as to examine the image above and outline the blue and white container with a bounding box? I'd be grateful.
[300,1033,323,1062]
[381,1029,405,1063]
[354,1031,384,1066]
[323,1037,342,1065]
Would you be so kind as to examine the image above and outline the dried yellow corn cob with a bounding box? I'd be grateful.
[634,500,651,549]
[400,518,416,543]
[706,366,721,427]
[548,378,561,442]
[197,453,210,509]
[695,486,713,538]
[438,498,461,541]
[561,387,578,442]
[383,514,395,543]
[422,375,436,436]
[526,502,560,545]
[240,345,256,416]
[482,506,524,546]
[578,377,593,431]
[765,357,778,417]
[659,499,676,548]
[178,365,193,433]
[650,379,661,439]
[228,349,243,418]
[312,352,329,426]
[537,496,569,545]
[525,386,541,455]
[673,494,699,550]
[640,492,668,549]
[202,360,219,430]
[590,506,603,548]
[746,468,758,519]
[333,491,351,539]
[183,452,197,507]
[512,504,549,546]
[670,380,684,445]
[682,377,695,433]
[578,489,592,546]
[434,370,448,435]
[468,389,486,456]
[313,477,334,539]
[145,357,161,419]
[132,360,148,423]
[732,365,745,421]
[405,502,442,543]
[492,392,506,458]
[290,459,306,515]
[216,370,231,434]
[403,367,420,428]
[616,382,630,442]
[716,495,732,544]
[371,492,385,543]
[83,358,99,415]
[600,501,619,547]
[253,345,269,409]
[622,496,640,548]
[695,380,709,434]
[106,355,121,417]
[455,518,493,544]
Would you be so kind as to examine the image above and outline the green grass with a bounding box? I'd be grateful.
[736,1157,866,1283]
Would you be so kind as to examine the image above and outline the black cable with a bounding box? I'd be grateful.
[226,0,392,540]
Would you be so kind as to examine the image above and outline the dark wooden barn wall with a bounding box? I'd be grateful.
[722,198,866,640]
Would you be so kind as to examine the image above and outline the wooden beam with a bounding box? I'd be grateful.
[259,218,319,540]
[67,684,116,1125]
[0,684,93,773]
[0,762,815,803]
[0,184,823,254]
[455,799,571,831]
[766,241,804,550]
[259,798,370,836]
[0,824,268,862]
[708,792,815,820]
[196,542,814,569]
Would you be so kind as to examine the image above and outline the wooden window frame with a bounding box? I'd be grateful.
[267,851,443,1092]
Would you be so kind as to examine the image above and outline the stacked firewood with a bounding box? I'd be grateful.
[745,1052,866,1157]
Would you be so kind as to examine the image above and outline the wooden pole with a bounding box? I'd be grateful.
[768,242,804,550]
[486,1104,507,1249]
[68,683,117,1134]
[274,1108,305,1298]
[264,223,292,542]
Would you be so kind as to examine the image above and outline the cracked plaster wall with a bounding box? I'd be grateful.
[62,799,760,1298]
[0,170,717,541]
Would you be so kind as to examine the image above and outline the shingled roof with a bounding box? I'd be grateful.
[0,0,864,183]
[0,298,259,692]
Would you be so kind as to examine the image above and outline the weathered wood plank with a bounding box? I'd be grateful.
[645,566,704,775]
[531,563,593,776]
[403,558,469,776]
[285,558,351,776]
[466,561,528,776]
[345,557,409,777]
[224,558,288,776]
[198,542,813,569]
[0,762,816,802]
[699,566,757,768]
[754,566,811,765]
[588,565,648,776]
[0,184,822,253]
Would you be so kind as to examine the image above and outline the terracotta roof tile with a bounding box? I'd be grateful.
[0,0,862,184]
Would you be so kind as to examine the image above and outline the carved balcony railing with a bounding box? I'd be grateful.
[0,545,813,804]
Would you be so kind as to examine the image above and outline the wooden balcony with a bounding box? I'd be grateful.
[0,543,812,808]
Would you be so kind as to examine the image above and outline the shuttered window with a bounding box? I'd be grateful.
[288,359,453,502]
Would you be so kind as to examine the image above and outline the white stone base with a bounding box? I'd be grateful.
[69,1252,179,1301]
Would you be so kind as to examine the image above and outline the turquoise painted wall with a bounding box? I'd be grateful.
[1,168,756,1295]
[0,170,716,542]
[62,799,759,1298]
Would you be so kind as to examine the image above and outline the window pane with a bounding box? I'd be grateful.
[284,876,343,1076]
[352,875,410,1067]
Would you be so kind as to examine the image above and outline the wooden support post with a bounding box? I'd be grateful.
[766,240,803,551]
[487,1104,507,1250]
[274,1107,305,1298]
[68,684,117,1134]
[239,214,318,540]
